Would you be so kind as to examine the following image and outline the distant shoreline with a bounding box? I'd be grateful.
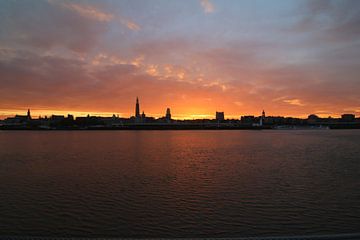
[0,125,269,131]
[1,124,359,131]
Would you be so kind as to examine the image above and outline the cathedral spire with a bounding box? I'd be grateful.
[135,97,140,118]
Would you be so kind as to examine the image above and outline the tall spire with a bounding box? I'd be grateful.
[260,110,265,126]
[27,109,31,120]
[135,97,140,118]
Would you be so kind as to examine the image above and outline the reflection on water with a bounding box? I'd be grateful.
[0,130,359,237]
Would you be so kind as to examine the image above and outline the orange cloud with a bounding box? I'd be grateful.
[283,99,306,107]
[49,1,140,31]
[200,0,214,13]
[55,2,114,22]
[119,16,141,31]
[146,65,159,76]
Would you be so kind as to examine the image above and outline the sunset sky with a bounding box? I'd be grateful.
[1,0,360,119]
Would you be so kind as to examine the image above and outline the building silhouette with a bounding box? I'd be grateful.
[307,114,319,124]
[134,97,147,123]
[260,110,265,126]
[216,112,224,122]
[135,97,140,119]
[141,111,146,119]
[1,99,359,130]
[27,109,31,120]
[166,108,171,122]
[341,114,355,122]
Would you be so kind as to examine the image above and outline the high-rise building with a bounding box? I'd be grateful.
[135,97,140,118]
[216,112,224,122]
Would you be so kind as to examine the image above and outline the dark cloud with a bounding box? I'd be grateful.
[0,0,110,53]
[0,50,90,107]
[294,0,360,42]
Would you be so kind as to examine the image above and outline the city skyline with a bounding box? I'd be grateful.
[1,95,360,120]
[1,96,359,121]
[1,0,360,119]
[2,96,359,131]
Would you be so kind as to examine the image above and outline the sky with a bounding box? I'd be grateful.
[0,0,360,119]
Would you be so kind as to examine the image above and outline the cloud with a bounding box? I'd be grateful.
[0,0,109,53]
[146,64,159,76]
[119,16,140,31]
[283,99,305,107]
[54,1,114,22]
[50,1,140,31]
[0,0,140,55]
[0,49,236,117]
[200,0,214,13]
[1,39,360,118]
[293,0,360,42]
[129,35,360,116]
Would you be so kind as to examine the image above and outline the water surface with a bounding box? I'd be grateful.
[0,130,359,238]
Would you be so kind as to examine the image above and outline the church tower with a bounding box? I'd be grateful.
[135,97,140,118]
[165,108,171,122]
[27,109,31,120]
[260,110,265,126]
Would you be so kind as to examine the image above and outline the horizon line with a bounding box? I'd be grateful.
[0,108,358,121]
